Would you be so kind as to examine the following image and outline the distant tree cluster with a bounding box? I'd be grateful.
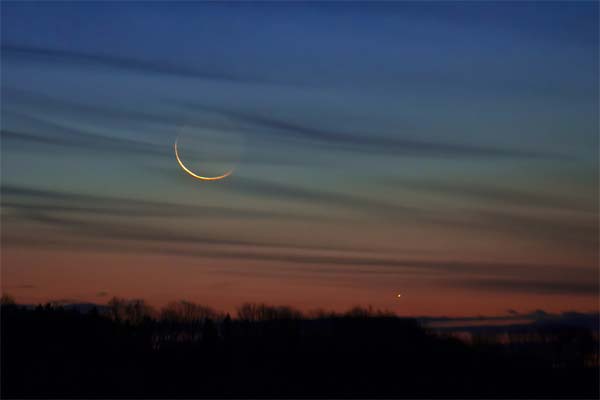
[99,297,395,324]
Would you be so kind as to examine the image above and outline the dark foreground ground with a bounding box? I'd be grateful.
[1,301,598,398]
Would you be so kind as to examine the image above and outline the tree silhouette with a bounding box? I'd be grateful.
[1,297,598,398]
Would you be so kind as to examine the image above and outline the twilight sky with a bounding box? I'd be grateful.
[1,2,598,316]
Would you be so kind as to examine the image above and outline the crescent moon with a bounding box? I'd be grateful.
[174,138,233,181]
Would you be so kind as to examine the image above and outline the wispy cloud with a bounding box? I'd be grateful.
[2,44,253,83]
[470,208,598,248]
[5,284,37,290]
[2,86,182,128]
[419,310,600,330]
[182,103,565,160]
[224,176,423,219]
[1,112,168,157]
[391,179,594,213]
[2,88,318,166]
[1,184,336,223]
[4,216,593,285]
[459,278,599,296]
[4,178,596,257]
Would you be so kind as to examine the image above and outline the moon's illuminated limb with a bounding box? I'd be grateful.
[174,138,233,181]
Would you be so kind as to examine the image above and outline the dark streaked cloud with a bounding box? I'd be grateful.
[2,121,309,167]
[419,310,600,330]
[4,284,37,290]
[147,247,595,283]
[183,103,565,160]
[231,177,597,244]
[1,127,167,158]
[2,44,254,83]
[224,176,421,219]
[1,129,76,147]
[1,184,341,223]
[459,278,599,296]
[2,172,429,224]
[471,208,598,248]
[4,218,594,283]
[2,184,370,253]
[4,178,596,258]
[2,89,319,166]
[227,177,598,248]
[1,112,168,157]
[2,86,181,127]
[393,179,594,213]
[22,212,278,249]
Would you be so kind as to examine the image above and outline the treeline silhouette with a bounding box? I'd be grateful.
[1,295,598,398]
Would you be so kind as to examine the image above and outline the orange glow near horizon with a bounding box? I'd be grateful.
[2,246,597,317]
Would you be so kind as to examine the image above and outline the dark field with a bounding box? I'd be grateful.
[1,299,598,398]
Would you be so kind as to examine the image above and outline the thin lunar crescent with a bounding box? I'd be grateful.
[174,138,233,181]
